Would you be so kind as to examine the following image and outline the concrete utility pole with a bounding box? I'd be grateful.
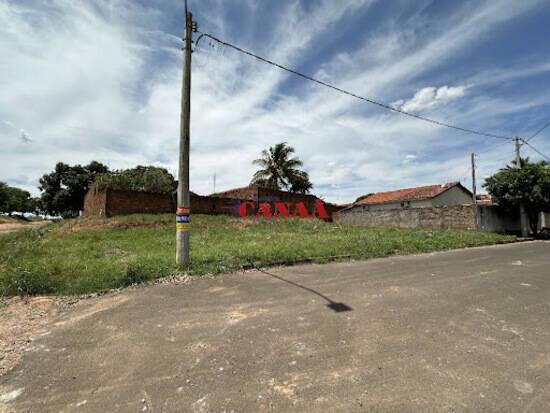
[514,137,529,237]
[176,1,194,265]
[471,153,479,229]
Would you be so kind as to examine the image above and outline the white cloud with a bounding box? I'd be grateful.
[396,85,468,113]
[20,129,32,143]
[0,0,548,205]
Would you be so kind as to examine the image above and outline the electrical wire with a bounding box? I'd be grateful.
[526,120,550,142]
[196,31,513,141]
[520,139,550,162]
[474,140,511,157]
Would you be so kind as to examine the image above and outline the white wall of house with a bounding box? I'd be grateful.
[432,186,473,207]
[363,186,473,211]
[365,199,432,211]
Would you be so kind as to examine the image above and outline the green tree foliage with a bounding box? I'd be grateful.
[93,166,176,193]
[0,182,37,215]
[39,161,109,217]
[250,142,313,194]
[0,182,7,212]
[355,193,374,203]
[484,158,550,234]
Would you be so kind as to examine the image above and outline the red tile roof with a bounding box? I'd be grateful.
[476,194,496,206]
[355,182,466,206]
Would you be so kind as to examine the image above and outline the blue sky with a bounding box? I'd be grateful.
[1,0,550,203]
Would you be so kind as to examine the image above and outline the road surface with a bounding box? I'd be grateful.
[1,241,549,412]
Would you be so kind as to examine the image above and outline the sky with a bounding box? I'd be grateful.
[1,0,550,204]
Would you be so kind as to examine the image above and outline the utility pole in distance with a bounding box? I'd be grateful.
[514,137,529,237]
[471,153,479,230]
[176,1,196,265]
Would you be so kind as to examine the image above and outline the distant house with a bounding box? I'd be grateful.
[351,182,473,211]
[335,182,476,230]
[476,194,496,206]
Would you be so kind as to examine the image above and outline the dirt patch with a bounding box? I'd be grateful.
[0,222,45,234]
[0,296,78,377]
[227,218,256,229]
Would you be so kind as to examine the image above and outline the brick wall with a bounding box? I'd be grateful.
[106,190,175,215]
[82,188,107,216]
[82,187,345,219]
[189,193,238,216]
[212,186,345,219]
[82,189,242,217]
[336,205,476,230]
[212,186,259,201]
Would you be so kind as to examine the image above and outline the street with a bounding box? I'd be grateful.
[1,241,549,412]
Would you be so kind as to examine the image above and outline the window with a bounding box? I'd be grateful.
[401,201,410,209]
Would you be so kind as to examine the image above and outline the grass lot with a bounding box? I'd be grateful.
[0,214,515,296]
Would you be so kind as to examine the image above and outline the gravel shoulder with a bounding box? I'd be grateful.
[0,296,78,377]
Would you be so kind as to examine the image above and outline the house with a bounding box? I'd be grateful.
[476,193,549,232]
[476,194,496,206]
[351,182,473,211]
[336,182,476,230]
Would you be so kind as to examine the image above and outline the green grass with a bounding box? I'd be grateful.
[0,214,514,296]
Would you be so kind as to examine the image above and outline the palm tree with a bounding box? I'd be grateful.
[250,142,313,194]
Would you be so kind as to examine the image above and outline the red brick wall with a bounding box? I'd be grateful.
[212,186,259,200]
[106,190,175,216]
[82,188,107,216]
[189,194,239,215]
[82,187,345,220]
[82,189,240,217]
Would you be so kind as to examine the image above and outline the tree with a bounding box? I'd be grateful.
[39,161,109,217]
[484,159,550,235]
[0,182,36,215]
[93,166,176,193]
[250,142,313,194]
[0,182,8,212]
[355,193,374,203]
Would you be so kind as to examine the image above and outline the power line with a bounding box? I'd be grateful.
[526,120,550,142]
[520,139,550,162]
[474,139,511,156]
[196,31,513,141]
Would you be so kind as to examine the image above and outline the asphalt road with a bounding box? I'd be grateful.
[1,241,549,412]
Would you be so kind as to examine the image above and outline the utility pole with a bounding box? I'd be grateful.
[213,173,216,194]
[176,1,195,265]
[471,153,479,230]
[514,137,529,237]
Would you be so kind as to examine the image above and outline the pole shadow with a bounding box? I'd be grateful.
[258,269,353,313]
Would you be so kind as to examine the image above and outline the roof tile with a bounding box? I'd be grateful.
[356,182,461,206]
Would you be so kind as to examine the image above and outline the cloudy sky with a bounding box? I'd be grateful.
[1,0,550,203]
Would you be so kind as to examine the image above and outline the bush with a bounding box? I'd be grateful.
[1,265,61,296]
[120,260,171,287]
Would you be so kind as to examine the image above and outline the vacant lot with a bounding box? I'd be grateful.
[2,242,548,412]
[0,214,514,296]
